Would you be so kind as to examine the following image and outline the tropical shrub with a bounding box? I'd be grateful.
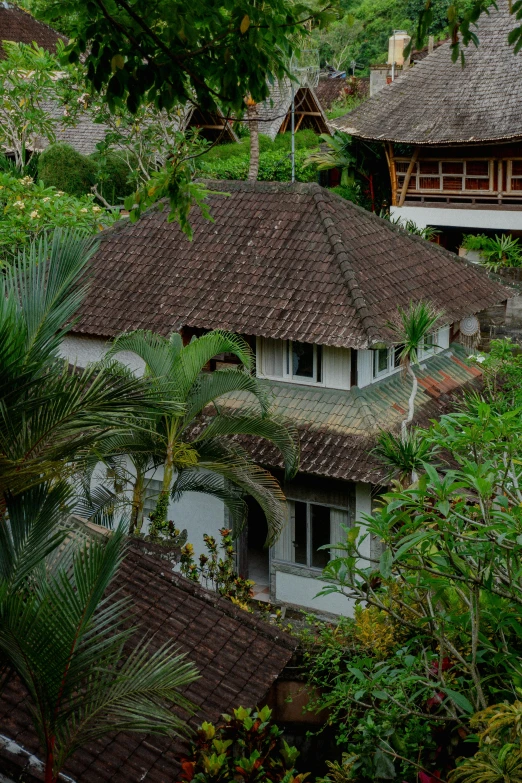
[461,233,522,270]
[298,339,522,782]
[179,527,254,608]
[0,170,117,263]
[175,706,309,782]
[38,142,98,197]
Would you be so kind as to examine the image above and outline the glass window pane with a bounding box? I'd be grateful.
[316,345,322,383]
[512,161,522,176]
[293,501,307,564]
[466,160,489,176]
[374,348,388,376]
[292,342,314,378]
[419,161,439,175]
[424,333,435,351]
[311,504,331,569]
[441,161,463,174]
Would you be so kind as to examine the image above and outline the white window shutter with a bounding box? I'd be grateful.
[323,346,351,390]
[438,325,450,350]
[258,337,284,378]
[273,500,294,561]
[330,508,350,557]
[357,350,373,388]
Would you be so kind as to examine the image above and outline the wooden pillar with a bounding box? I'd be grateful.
[398,147,419,207]
[385,142,398,206]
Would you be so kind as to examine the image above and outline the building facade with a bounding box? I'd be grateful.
[60,180,510,615]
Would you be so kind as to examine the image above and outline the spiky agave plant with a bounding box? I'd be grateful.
[373,427,435,485]
[387,301,443,442]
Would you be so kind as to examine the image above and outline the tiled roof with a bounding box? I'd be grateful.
[222,345,482,482]
[74,180,511,349]
[0,541,295,783]
[0,2,66,56]
[332,1,522,144]
[315,77,369,111]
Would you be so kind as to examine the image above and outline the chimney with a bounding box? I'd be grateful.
[387,31,411,67]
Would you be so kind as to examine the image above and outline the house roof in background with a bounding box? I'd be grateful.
[0,541,295,783]
[315,76,369,111]
[74,180,510,350]
[332,1,521,145]
[255,79,329,140]
[224,345,482,482]
[0,2,66,56]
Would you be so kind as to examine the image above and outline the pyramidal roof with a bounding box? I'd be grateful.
[332,1,521,145]
[75,180,510,349]
[0,2,66,56]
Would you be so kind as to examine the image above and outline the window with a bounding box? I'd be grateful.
[396,158,493,194]
[507,160,522,192]
[421,332,436,358]
[274,500,349,569]
[286,340,322,385]
[373,345,402,379]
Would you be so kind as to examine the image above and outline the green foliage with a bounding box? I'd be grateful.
[38,142,97,197]
[0,41,80,169]
[174,706,309,783]
[180,528,255,609]
[461,233,522,270]
[104,330,299,542]
[306,131,390,211]
[0,230,201,782]
[90,149,135,202]
[373,428,436,485]
[197,131,320,183]
[0,168,117,264]
[301,338,522,782]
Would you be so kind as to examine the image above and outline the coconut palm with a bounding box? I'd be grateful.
[306,130,357,187]
[0,229,180,503]
[0,492,198,783]
[106,330,299,542]
[387,301,442,442]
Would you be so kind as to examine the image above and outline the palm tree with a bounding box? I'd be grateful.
[106,330,299,542]
[0,492,198,783]
[306,130,357,188]
[246,95,260,181]
[0,229,180,503]
[387,301,442,442]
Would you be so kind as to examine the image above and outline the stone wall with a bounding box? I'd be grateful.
[478,268,522,347]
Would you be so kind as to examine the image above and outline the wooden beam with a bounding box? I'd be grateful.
[398,147,419,207]
[294,111,322,116]
[386,142,398,207]
[294,113,305,132]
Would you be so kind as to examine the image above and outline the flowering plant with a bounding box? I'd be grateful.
[0,172,117,263]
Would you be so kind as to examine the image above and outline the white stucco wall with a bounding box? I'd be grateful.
[391,205,522,232]
[275,571,355,614]
[59,334,146,375]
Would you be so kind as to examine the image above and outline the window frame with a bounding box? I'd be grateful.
[371,330,445,383]
[280,498,346,571]
[395,157,494,195]
[284,340,324,386]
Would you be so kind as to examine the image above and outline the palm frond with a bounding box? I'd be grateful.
[171,469,248,531]
[183,368,270,424]
[172,331,253,398]
[193,412,299,480]
[386,301,443,366]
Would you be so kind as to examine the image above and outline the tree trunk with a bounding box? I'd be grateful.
[152,445,174,530]
[401,363,418,443]
[130,469,145,535]
[247,103,259,182]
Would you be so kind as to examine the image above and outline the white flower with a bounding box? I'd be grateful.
[14,200,25,209]
[56,191,65,196]
[21,176,33,185]
[42,197,51,203]
[92,206,101,213]
[30,210,39,218]
[80,208,88,213]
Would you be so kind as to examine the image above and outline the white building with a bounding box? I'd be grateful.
[61,180,510,615]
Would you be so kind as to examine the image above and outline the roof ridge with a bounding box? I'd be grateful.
[311,187,380,347]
